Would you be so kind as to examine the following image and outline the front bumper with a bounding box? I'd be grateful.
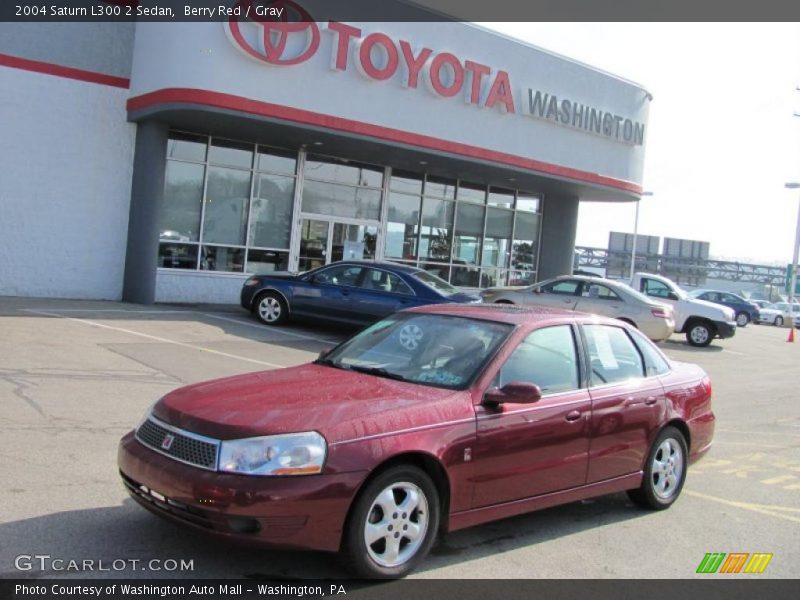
[713,320,737,339]
[118,431,366,552]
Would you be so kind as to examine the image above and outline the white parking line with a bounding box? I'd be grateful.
[20,309,284,369]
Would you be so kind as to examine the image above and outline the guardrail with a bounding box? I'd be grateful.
[574,246,786,286]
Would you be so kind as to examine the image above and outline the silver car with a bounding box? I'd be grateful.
[758,302,800,326]
[481,275,675,341]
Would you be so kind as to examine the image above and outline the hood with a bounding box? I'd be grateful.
[255,271,298,281]
[152,364,465,444]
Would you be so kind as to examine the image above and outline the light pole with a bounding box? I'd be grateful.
[786,183,800,310]
[629,191,653,281]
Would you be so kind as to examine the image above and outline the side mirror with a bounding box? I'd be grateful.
[484,381,542,406]
[667,291,679,301]
[532,287,543,294]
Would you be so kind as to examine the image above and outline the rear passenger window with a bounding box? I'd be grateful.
[583,325,644,385]
[495,326,579,394]
[361,269,414,295]
[627,328,671,376]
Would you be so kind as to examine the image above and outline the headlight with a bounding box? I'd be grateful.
[218,432,326,476]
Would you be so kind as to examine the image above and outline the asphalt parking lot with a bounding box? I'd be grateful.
[1,296,798,579]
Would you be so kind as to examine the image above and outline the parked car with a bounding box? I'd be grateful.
[751,299,773,310]
[630,273,736,347]
[688,290,760,327]
[240,261,480,327]
[118,304,714,578]
[759,301,800,327]
[480,275,675,341]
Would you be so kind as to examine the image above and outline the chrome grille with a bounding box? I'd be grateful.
[136,416,219,470]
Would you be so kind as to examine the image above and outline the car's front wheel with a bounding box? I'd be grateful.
[254,291,288,326]
[628,426,688,510]
[343,465,440,579]
[735,312,750,327]
[685,320,714,347]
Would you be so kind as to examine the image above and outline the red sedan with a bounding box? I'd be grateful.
[118,304,714,578]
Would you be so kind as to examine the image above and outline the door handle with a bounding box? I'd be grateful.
[340,290,350,297]
[644,396,658,406]
[565,410,582,422]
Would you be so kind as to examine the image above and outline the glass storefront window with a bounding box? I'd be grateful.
[301,180,381,220]
[385,192,421,260]
[208,139,254,169]
[246,249,289,274]
[201,246,245,272]
[480,268,508,288]
[158,243,198,269]
[420,262,451,283]
[249,173,295,249]
[424,175,456,199]
[160,161,204,242]
[511,210,541,285]
[158,133,543,285]
[454,202,484,265]
[420,197,454,261]
[483,207,513,268]
[203,166,251,246]
[457,181,486,204]
[390,170,423,195]
[305,155,383,187]
[516,192,541,213]
[257,147,297,175]
[488,187,515,208]
[166,132,207,162]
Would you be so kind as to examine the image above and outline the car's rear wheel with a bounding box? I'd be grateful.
[343,465,440,579]
[254,291,288,326]
[775,316,784,327]
[685,320,714,347]
[735,312,750,327]
[628,426,688,510]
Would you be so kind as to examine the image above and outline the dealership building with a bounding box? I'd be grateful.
[0,6,650,304]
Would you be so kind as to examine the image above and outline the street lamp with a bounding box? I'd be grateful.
[786,183,800,310]
[629,191,654,281]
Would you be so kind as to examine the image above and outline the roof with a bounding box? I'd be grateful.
[329,260,422,274]
[405,302,604,325]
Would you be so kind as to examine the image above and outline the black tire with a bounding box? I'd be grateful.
[342,465,440,579]
[494,300,514,304]
[685,320,714,347]
[253,291,288,326]
[775,316,784,327]
[735,312,750,328]
[628,426,688,510]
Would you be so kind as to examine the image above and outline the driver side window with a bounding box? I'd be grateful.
[495,326,579,395]
[643,279,671,299]
[313,265,363,287]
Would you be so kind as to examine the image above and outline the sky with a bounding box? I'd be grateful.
[481,23,800,265]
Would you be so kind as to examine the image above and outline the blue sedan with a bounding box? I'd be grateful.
[689,289,760,327]
[240,261,481,327]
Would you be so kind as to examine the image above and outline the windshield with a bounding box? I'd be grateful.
[412,271,461,295]
[320,313,513,389]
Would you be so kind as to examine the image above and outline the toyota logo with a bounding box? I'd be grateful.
[226,0,320,66]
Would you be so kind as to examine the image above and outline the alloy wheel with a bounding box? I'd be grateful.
[363,482,429,568]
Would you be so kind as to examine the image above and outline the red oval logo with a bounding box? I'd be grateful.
[226,0,320,66]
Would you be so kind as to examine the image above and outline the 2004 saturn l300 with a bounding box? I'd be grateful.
[118,304,714,578]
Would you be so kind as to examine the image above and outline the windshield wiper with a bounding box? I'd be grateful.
[346,365,408,381]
